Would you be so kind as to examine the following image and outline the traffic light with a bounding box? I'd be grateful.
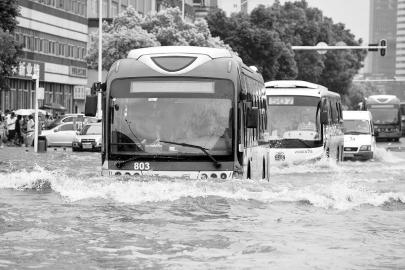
[380,39,387,56]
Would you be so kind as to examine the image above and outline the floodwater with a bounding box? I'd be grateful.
[0,146,404,269]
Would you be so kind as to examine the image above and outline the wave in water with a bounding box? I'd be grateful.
[0,166,404,210]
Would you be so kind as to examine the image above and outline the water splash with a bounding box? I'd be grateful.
[1,166,403,211]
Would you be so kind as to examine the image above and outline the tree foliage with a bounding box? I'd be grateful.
[0,0,21,91]
[87,7,229,70]
[206,10,298,80]
[207,0,366,97]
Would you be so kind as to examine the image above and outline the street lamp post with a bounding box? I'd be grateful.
[182,0,185,19]
[97,0,103,119]
[32,73,39,153]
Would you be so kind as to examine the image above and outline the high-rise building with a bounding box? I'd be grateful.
[1,0,88,113]
[395,0,405,80]
[368,0,397,78]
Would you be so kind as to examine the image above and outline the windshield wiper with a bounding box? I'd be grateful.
[160,140,221,168]
[124,119,145,151]
[345,131,369,135]
[282,138,313,148]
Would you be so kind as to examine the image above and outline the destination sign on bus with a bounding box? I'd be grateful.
[369,104,395,108]
[130,81,215,94]
[268,97,294,105]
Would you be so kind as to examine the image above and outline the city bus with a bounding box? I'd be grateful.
[364,95,401,141]
[85,46,269,180]
[264,80,344,164]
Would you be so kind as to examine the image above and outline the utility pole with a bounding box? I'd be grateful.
[96,0,103,119]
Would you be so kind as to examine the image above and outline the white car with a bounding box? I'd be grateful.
[40,122,78,147]
[72,123,102,152]
[343,111,376,160]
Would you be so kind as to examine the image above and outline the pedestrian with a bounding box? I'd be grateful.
[25,114,35,147]
[15,115,22,146]
[6,112,16,145]
[0,115,5,148]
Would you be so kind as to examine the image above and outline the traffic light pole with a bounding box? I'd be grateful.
[291,45,387,50]
[292,40,387,56]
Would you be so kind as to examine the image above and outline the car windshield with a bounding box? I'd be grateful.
[267,95,320,141]
[82,124,101,135]
[369,108,398,124]
[109,78,234,156]
[343,119,370,134]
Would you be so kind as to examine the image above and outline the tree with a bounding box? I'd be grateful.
[206,10,297,80]
[344,82,383,110]
[0,0,22,92]
[207,0,366,97]
[250,1,366,96]
[0,0,20,32]
[87,7,229,70]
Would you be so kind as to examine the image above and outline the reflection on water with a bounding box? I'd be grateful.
[0,147,404,269]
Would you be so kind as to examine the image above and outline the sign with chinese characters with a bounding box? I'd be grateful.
[11,60,45,80]
[69,66,87,78]
[74,86,86,100]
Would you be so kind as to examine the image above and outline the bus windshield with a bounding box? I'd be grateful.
[343,120,370,134]
[267,96,320,141]
[109,79,233,156]
[369,108,398,124]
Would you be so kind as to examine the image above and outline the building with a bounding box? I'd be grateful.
[367,0,397,78]
[87,0,157,34]
[193,0,218,19]
[1,0,89,114]
[396,0,405,80]
[87,1,159,92]
[217,0,240,16]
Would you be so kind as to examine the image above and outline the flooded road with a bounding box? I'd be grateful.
[0,143,404,269]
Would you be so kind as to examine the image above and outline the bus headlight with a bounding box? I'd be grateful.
[359,145,371,151]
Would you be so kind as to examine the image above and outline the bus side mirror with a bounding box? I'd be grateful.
[320,111,328,125]
[85,95,98,117]
[247,107,259,128]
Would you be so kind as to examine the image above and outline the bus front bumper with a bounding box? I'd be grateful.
[102,169,234,180]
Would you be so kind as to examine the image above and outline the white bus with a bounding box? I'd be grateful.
[265,80,344,164]
[85,46,269,180]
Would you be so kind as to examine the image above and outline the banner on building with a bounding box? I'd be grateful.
[70,66,87,78]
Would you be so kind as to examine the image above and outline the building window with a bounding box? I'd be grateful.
[112,1,119,17]
[102,0,108,17]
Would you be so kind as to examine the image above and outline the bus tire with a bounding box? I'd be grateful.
[262,158,266,179]
[247,162,251,179]
[336,147,340,162]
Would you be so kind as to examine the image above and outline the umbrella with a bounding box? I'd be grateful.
[41,103,66,111]
[14,109,47,116]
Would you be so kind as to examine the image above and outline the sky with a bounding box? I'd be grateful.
[247,0,370,43]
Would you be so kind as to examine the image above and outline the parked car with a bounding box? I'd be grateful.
[342,111,376,161]
[72,123,102,152]
[45,114,85,130]
[40,122,78,147]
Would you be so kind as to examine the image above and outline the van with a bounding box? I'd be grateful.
[342,111,376,160]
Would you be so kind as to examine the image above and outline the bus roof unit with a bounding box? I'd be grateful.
[127,46,233,59]
[366,95,400,104]
[265,80,337,98]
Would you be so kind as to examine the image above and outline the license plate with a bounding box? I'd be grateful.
[82,143,92,149]
[344,153,354,157]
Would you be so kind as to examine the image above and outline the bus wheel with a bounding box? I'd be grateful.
[247,163,251,179]
[336,147,340,162]
[262,158,266,179]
